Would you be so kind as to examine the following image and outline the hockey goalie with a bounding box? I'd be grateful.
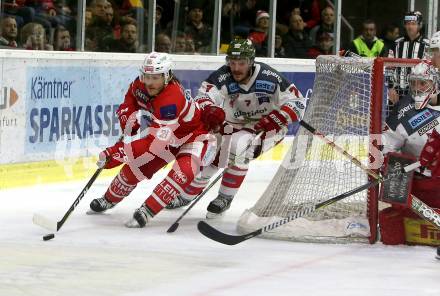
[380,60,440,246]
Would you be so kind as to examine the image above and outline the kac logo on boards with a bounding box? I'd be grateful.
[0,87,19,110]
[0,87,19,128]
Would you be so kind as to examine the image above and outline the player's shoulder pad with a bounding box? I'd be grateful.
[386,95,414,130]
[129,77,145,95]
[162,81,185,98]
[156,83,185,120]
[255,62,291,90]
[206,65,232,88]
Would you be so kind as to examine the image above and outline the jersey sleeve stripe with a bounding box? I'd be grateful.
[281,105,299,122]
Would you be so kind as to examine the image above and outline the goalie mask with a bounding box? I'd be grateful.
[140,52,174,85]
[408,61,438,110]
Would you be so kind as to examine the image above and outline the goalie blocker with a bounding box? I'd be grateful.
[379,152,440,246]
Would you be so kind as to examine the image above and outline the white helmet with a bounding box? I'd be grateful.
[140,52,174,84]
[430,31,440,50]
[408,60,438,109]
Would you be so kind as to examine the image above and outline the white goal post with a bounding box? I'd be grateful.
[237,56,420,244]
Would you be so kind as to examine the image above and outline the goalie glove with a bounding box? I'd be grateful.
[419,129,440,177]
[254,110,288,134]
[97,141,127,169]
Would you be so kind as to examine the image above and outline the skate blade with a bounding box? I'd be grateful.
[85,209,107,215]
[206,211,225,219]
[125,218,141,228]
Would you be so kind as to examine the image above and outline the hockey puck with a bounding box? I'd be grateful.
[43,234,55,241]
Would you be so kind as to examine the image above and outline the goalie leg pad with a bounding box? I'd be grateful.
[412,177,440,208]
[379,206,406,245]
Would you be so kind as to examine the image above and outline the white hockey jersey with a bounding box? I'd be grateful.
[194,62,306,129]
[382,95,440,174]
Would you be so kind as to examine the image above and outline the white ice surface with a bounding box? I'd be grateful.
[0,162,439,296]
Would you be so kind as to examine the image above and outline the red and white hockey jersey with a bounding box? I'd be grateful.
[118,78,205,141]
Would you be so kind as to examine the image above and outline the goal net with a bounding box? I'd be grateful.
[237,56,420,244]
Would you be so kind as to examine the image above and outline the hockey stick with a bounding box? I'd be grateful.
[32,163,105,232]
[166,132,264,233]
[197,162,418,245]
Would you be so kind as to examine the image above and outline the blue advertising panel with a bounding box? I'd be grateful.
[25,66,135,154]
[24,66,315,156]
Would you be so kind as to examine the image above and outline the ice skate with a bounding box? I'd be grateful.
[87,197,116,214]
[165,195,191,209]
[206,194,233,219]
[125,205,152,228]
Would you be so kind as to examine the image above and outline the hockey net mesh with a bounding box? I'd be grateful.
[237,56,418,243]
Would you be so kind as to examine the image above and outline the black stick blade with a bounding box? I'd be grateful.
[197,221,261,245]
[167,222,179,233]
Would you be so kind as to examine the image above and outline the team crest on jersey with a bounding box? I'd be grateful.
[228,83,239,93]
[173,171,188,185]
[160,104,177,119]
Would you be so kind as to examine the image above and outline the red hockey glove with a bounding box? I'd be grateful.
[419,129,440,177]
[254,110,288,133]
[201,105,225,132]
[97,141,127,169]
[117,105,140,135]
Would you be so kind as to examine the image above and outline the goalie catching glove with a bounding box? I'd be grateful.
[254,110,288,133]
[419,129,440,177]
[97,140,127,169]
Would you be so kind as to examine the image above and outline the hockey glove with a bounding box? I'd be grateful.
[254,110,288,134]
[419,129,440,177]
[201,105,226,132]
[97,141,127,169]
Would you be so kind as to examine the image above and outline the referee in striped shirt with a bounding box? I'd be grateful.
[388,11,429,104]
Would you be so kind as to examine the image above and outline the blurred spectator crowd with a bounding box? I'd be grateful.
[0,0,424,60]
